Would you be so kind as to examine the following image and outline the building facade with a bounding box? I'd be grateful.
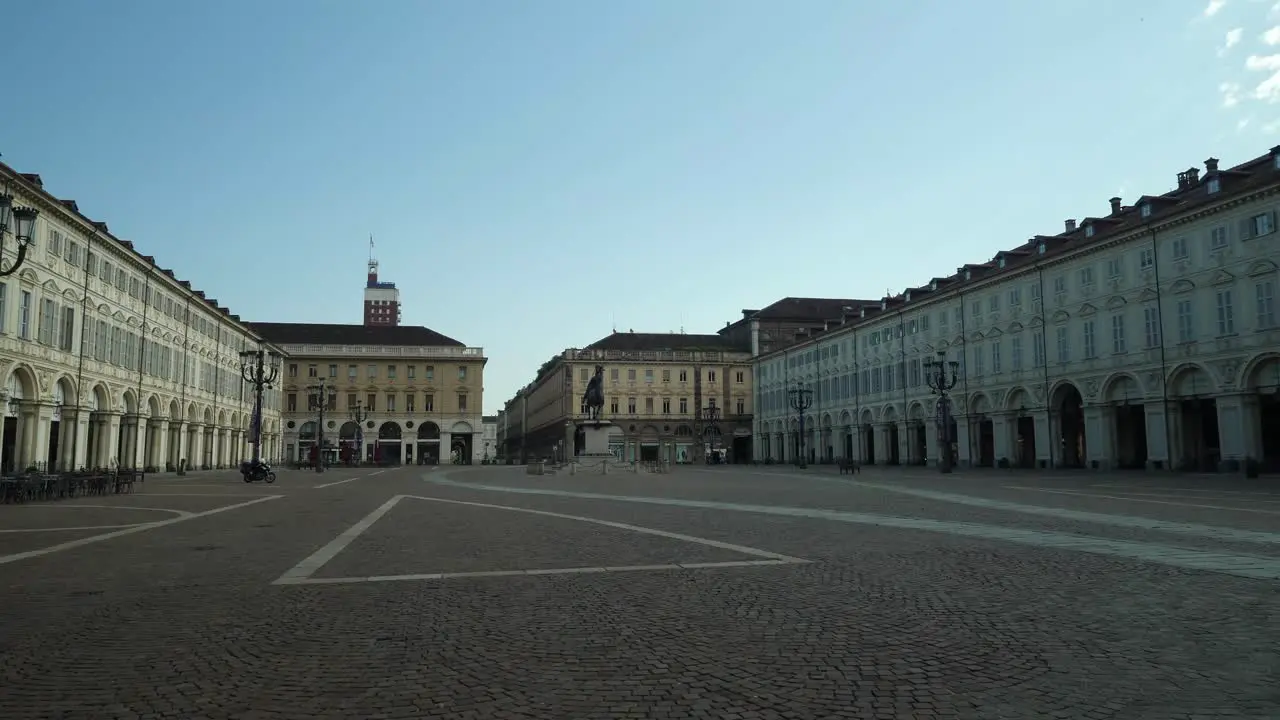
[755,147,1280,472]
[251,323,487,465]
[480,414,497,462]
[363,258,401,326]
[502,332,755,463]
[0,163,283,473]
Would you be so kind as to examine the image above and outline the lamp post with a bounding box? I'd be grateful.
[702,402,720,463]
[349,402,369,465]
[787,381,813,469]
[307,378,329,473]
[925,350,960,474]
[238,348,280,466]
[0,191,40,277]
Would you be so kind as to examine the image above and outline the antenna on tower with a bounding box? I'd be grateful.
[679,312,685,334]
[369,234,375,262]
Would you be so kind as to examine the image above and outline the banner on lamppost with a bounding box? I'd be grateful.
[934,396,951,444]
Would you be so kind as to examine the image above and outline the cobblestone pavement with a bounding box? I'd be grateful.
[1,463,1277,719]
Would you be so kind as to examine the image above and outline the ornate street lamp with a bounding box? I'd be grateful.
[349,401,369,465]
[307,378,329,473]
[925,350,961,474]
[0,191,40,277]
[239,348,281,466]
[787,381,813,469]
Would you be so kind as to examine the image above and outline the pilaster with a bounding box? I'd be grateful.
[1083,406,1112,470]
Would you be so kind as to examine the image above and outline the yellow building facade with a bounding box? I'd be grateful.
[250,323,486,465]
[503,332,754,463]
[1,161,282,474]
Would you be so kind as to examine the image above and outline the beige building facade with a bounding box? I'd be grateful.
[251,323,487,465]
[503,332,755,463]
[0,162,283,473]
[755,146,1280,473]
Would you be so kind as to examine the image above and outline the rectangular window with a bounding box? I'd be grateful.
[347,393,357,409]
[644,397,654,413]
[1056,326,1069,363]
[1256,281,1276,329]
[288,363,298,378]
[1082,320,1096,359]
[287,393,297,412]
[662,369,671,382]
[610,397,619,414]
[1079,267,1095,290]
[18,290,31,339]
[0,282,6,333]
[307,364,317,378]
[366,393,376,412]
[1007,288,1022,307]
[1111,314,1127,354]
[1138,248,1154,270]
[329,364,338,378]
[424,394,434,412]
[1032,331,1044,367]
[38,298,56,345]
[736,398,745,414]
[456,393,467,412]
[1053,276,1067,297]
[1176,300,1194,342]
[386,393,396,412]
[1143,306,1161,348]
[628,397,637,413]
[1106,258,1123,279]
[425,365,434,381]
[1210,226,1229,250]
[458,366,467,380]
[972,347,984,376]
[627,369,636,381]
[405,393,416,413]
[407,365,416,379]
[610,368,620,381]
[990,341,1001,374]
[367,364,377,379]
[1011,336,1023,370]
[662,398,671,413]
[60,306,75,352]
[735,370,744,383]
[1213,286,1233,335]
[679,397,688,413]
[678,370,687,382]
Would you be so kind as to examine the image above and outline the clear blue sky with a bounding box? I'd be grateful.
[2,0,1277,413]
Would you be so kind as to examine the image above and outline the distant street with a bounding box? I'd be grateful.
[1,464,1277,719]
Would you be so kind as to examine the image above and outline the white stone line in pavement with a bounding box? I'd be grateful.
[423,477,1280,582]
[1089,484,1280,498]
[313,468,388,489]
[701,468,1280,546]
[273,495,403,584]
[271,494,809,587]
[281,560,800,586]
[0,495,282,566]
[1004,486,1280,515]
[1,504,192,518]
[0,524,144,533]
[404,495,809,563]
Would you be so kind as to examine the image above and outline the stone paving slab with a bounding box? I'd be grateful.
[313,495,769,579]
[0,464,1277,719]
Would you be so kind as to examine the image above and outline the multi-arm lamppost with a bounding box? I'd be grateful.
[703,401,720,462]
[925,350,960,474]
[307,378,329,473]
[238,348,281,466]
[349,401,369,465]
[787,381,814,469]
[0,191,40,277]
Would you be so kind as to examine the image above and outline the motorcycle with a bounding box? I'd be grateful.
[240,460,277,484]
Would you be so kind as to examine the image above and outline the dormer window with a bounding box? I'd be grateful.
[1085,225,1095,238]
[1274,154,1280,170]
[998,256,1006,269]
[1140,204,1151,218]
[860,308,866,318]
[930,280,937,291]
[1207,178,1221,194]
[1037,242,1046,255]
[964,270,971,280]
[880,299,887,310]
[904,291,912,302]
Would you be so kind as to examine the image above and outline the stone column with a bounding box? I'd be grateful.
[1143,402,1171,471]
[105,413,122,468]
[153,419,170,469]
[1216,393,1261,471]
[72,411,91,470]
[954,417,972,468]
[1083,406,1110,470]
[991,413,1010,466]
[1031,409,1051,467]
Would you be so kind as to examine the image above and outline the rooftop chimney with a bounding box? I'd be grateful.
[1065,218,1077,232]
[1187,167,1200,185]
[1205,157,1219,173]
[1109,197,1122,215]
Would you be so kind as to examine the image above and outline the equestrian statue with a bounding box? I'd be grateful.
[582,365,606,422]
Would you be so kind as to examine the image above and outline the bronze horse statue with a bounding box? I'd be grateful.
[582,365,605,422]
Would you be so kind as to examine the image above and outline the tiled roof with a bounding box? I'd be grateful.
[752,297,876,321]
[246,322,465,347]
[758,145,1280,359]
[584,331,735,352]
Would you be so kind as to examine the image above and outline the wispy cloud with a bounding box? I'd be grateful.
[1222,27,1245,54]
[1221,81,1244,106]
[1264,26,1280,44]
[1245,54,1280,101]
[1205,0,1228,17]
[1263,118,1280,133]
[1238,116,1253,131]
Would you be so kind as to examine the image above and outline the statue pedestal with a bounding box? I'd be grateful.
[580,420,614,457]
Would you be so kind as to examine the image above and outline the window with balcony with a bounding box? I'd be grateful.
[457,393,467,411]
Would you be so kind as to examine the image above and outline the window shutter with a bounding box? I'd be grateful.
[1240,218,1255,240]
